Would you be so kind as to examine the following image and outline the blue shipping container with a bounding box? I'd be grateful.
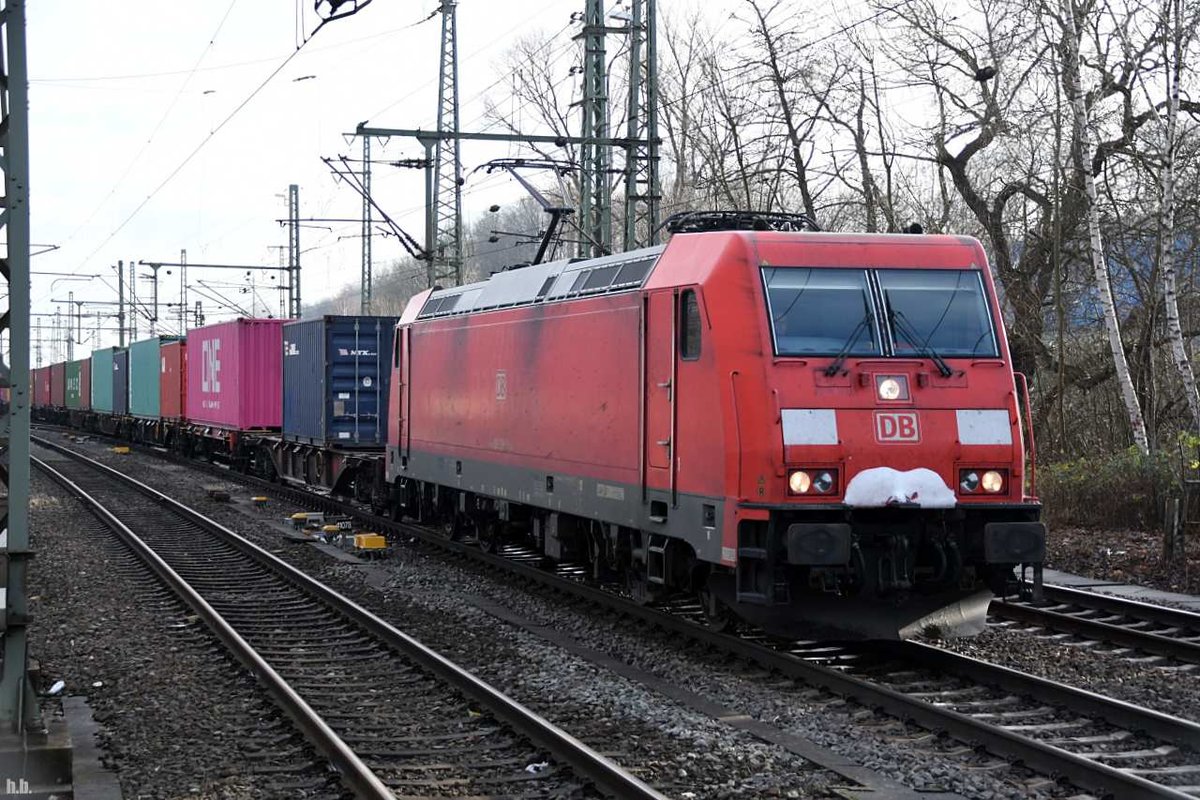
[282,315,397,446]
[113,348,129,416]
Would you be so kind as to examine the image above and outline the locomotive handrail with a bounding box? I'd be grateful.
[1014,371,1038,500]
[729,370,744,498]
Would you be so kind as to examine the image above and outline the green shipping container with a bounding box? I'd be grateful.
[91,348,117,413]
[129,337,179,419]
[65,359,85,409]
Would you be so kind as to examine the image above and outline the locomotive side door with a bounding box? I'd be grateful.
[644,290,676,480]
[400,326,412,459]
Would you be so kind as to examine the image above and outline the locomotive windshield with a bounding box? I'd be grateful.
[763,266,998,358]
[762,268,881,356]
[878,269,998,357]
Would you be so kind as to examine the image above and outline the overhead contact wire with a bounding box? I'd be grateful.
[61,0,241,247]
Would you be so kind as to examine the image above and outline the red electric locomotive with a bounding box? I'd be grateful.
[386,213,1045,639]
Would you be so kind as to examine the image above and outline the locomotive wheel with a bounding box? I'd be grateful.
[443,512,467,542]
[626,568,662,606]
[476,518,502,554]
[699,586,737,633]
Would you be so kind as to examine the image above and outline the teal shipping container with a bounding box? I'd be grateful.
[91,348,118,413]
[129,336,180,419]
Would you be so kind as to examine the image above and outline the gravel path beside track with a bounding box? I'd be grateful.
[60,436,1133,800]
[27,470,345,800]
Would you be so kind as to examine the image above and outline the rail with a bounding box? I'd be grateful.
[32,435,668,800]
[993,583,1200,665]
[38,429,1200,800]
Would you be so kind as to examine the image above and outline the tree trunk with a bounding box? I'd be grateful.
[747,0,818,221]
[1059,0,1150,454]
[1159,0,1200,433]
[855,69,879,232]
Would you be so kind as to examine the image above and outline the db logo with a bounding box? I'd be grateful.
[875,411,920,443]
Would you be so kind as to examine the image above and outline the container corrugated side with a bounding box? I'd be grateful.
[50,362,66,408]
[65,359,87,409]
[283,315,396,446]
[91,349,116,412]
[32,366,51,408]
[283,318,324,440]
[129,336,179,418]
[79,359,92,411]
[160,340,187,419]
[187,318,286,429]
[113,349,129,416]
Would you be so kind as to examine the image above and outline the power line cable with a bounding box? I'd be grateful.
[31,18,438,84]
[72,21,336,275]
[364,10,572,123]
[659,2,892,114]
[60,0,241,246]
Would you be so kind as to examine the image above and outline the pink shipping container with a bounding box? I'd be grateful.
[186,318,286,429]
[161,340,187,419]
[33,367,51,407]
[50,362,67,408]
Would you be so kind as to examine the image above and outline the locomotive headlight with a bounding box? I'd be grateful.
[960,471,980,493]
[813,471,835,494]
[981,470,1004,493]
[876,375,908,401]
[788,470,812,494]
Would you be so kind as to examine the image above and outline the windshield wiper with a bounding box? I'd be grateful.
[890,308,953,378]
[824,313,872,376]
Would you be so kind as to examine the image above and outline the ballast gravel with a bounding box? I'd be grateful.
[926,625,1200,722]
[27,466,345,800]
[64,444,835,799]
[66,436,1192,799]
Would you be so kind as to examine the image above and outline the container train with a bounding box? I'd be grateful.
[32,216,1046,639]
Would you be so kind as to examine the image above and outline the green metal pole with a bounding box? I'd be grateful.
[0,0,40,732]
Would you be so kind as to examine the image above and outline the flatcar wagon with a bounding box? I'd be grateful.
[385,219,1045,638]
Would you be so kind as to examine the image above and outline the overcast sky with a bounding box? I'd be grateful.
[29,0,708,359]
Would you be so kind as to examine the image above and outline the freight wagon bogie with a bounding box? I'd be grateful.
[268,441,389,507]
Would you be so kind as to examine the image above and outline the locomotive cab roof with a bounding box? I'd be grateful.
[417,245,666,320]
[414,218,985,323]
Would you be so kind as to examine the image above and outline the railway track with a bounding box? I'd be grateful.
[991,585,1200,667]
[40,429,1200,799]
[32,436,666,800]
[409,542,1200,799]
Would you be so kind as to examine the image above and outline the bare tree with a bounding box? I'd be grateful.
[691,51,779,209]
[1148,0,1200,433]
[657,7,711,207]
[1059,0,1150,452]
[743,0,828,220]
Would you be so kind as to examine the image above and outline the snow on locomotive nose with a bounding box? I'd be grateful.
[843,467,956,508]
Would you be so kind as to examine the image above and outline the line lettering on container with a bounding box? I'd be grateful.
[201,339,221,394]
